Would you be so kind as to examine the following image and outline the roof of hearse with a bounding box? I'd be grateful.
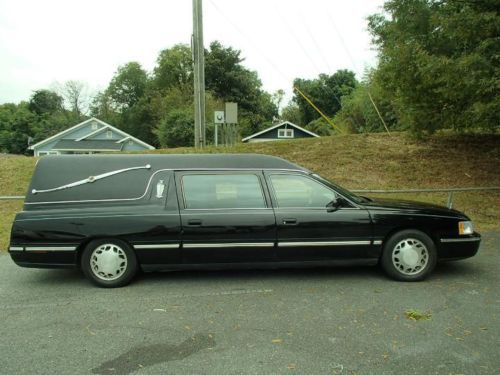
[24,154,307,206]
[33,153,305,171]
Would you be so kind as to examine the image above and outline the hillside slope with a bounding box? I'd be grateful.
[1,132,499,250]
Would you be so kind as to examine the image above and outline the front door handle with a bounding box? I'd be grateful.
[187,219,202,226]
[282,218,298,225]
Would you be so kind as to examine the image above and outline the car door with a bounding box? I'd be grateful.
[265,172,374,262]
[126,170,183,267]
[175,171,277,264]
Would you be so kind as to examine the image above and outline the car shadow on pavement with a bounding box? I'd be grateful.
[133,260,482,285]
[22,258,482,287]
[20,268,88,286]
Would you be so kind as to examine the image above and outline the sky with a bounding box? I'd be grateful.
[0,0,386,106]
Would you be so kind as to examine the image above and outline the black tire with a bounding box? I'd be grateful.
[81,239,138,288]
[380,229,437,281]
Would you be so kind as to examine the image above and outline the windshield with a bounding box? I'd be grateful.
[310,173,369,204]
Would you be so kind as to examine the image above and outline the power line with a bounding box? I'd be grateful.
[326,7,391,135]
[207,0,289,83]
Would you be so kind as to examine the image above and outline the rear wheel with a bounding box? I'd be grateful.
[381,229,437,281]
[81,239,138,288]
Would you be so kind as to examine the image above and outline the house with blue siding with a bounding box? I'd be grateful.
[29,117,155,156]
[241,121,320,143]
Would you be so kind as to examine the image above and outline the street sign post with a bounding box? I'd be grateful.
[214,111,225,146]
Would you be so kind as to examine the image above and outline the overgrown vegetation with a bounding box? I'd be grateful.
[2,1,497,154]
[333,0,500,136]
[1,132,499,251]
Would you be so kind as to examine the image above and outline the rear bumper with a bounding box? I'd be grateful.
[9,245,78,269]
[437,232,481,260]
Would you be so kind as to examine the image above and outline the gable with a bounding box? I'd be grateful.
[242,121,319,142]
[252,124,314,139]
[30,117,155,151]
[86,127,122,141]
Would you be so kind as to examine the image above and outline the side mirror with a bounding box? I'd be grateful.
[326,197,341,212]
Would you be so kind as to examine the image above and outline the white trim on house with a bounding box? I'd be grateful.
[116,136,131,144]
[75,125,110,141]
[37,151,60,157]
[52,148,122,152]
[29,117,155,150]
[29,118,97,150]
[241,121,319,142]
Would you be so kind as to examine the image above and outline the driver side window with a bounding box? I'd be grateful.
[270,174,336,208]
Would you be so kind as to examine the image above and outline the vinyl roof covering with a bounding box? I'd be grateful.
[25,154,308,206]
[53,139,124,151]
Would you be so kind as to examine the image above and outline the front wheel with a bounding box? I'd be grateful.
[381,229,437,281]
[81,239,138,288]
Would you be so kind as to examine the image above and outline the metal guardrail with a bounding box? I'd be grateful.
[1,187,499,209]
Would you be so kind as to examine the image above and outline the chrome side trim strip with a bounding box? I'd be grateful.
[440,237,481,243]
[183,242,275,249]
[9,246,24,252]
[16,213,181,222]
[278,241,371,247]
[183,208,273,211]
[25,246,77,251]
[373,240,383,245]
[134,244,180,249]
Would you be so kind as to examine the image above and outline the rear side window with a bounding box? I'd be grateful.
[270,174,336,208]
[182,174,266,209]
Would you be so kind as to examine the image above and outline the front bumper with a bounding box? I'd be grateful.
[437,232,481,260]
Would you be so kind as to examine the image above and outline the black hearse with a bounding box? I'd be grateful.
[8,154,480,287]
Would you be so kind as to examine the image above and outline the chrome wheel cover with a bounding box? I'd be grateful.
[90,243,128,281]
[392,238,429,276]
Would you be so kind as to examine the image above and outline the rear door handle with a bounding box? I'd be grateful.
[282,218,297,225]
[187,219,202,226]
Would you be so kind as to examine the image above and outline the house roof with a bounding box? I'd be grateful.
[52,139,124,151]
[29,117,155,150]
[241,121,320,142]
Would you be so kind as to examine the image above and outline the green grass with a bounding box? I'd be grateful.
[405,309,432,321]
[1,132,499,250]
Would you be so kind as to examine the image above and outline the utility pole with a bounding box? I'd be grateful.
[192,0,206,148]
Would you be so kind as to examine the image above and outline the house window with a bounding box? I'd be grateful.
[278,128,294,138]
[106,130,113,139]
[91,122,98,130]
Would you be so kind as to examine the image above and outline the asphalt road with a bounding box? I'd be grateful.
[0,234,499,375]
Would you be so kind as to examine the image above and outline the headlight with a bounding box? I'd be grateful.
[459,221,473,235]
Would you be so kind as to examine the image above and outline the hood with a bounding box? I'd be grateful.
[360,197,468,219]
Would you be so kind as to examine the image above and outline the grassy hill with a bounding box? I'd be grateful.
[1,132,499,250]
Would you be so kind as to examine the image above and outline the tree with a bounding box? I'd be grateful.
[28,90,64,115]
[281,102,304,125]
[368,0,500,134]
[58,80,87,118]
[293,70,358,124]
[305,118,333,136]
[0,103,36,154]
[153,44,193,91]
[272,89,286,115]
[333,71,398,134]
[154,108,194,148]
[107,62,148,110]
